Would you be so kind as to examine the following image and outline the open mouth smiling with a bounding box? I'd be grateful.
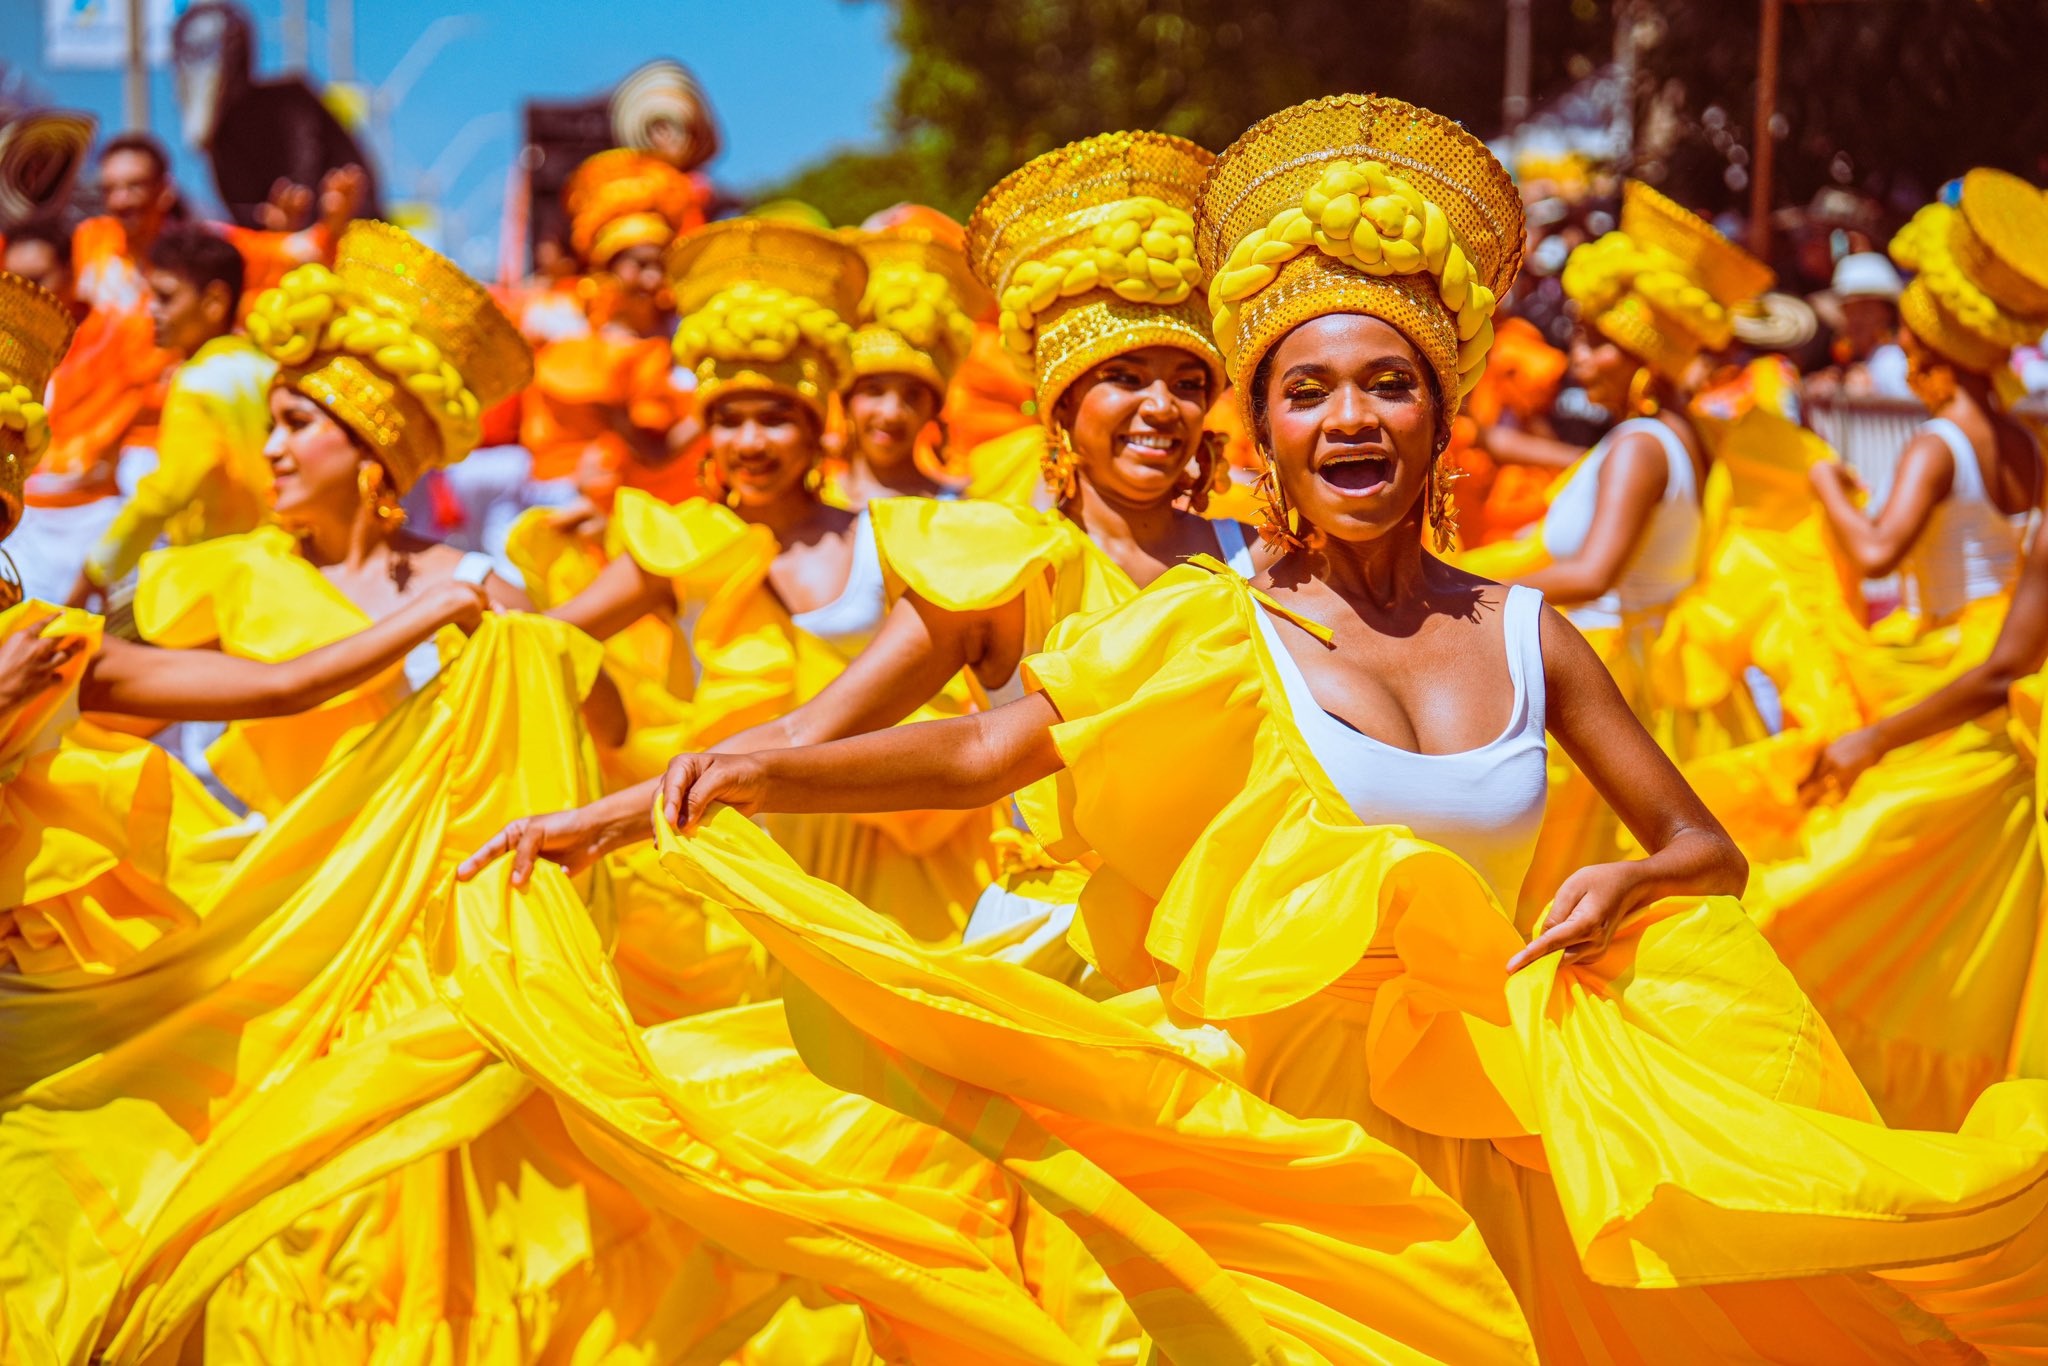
[1317,450,1393,495]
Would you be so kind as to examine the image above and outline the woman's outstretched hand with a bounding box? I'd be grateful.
[459,803,628,888]
[1799,727,1883,805]
[1506,861,1639,973]
[658,751,768,832]
[0,613,80,714]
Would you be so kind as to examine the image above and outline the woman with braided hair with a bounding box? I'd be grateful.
[640,96,2048,1362]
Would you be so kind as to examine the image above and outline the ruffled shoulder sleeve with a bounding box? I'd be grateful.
[869,498,1078,612]
[1012,564,1515,1022]
[133,527,366,661]
[607,489,775,601]
[962,425,1048,509]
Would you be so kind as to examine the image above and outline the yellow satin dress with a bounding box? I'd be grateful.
[656,564,2048,1365]
[0,602,243,976]
[1,615,735,1365]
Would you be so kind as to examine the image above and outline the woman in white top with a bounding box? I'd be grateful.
[633,101,2048,1363]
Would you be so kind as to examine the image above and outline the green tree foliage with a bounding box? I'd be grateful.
[762,0,1614,223]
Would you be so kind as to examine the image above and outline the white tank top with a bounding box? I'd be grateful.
[1896,418,2026,624]
[789,508,888,657]
[401,551,496,691]
[1254,584,1550,905]
[1213,518,1258,577]
[1541,418,1700,630]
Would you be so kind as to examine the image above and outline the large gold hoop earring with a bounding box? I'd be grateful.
[1041,424,1082,504]
[1253,447,1321,555]
[1625,366,1661,418]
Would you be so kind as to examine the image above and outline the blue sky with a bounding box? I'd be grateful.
[4,0,901,271]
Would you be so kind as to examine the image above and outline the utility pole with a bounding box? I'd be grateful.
[122,0,149,129]
[331,0,355,81]
[1504,0,1533,130]
[1751,0,1783,259]
[282,0,309,71]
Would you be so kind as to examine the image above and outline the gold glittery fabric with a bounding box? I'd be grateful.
[1892,169,2048,376]
[1196,93,1523,420]
[0,270,76,538]
[668,218,866,419]
[965,131,1222,424]
[279,221,532,492]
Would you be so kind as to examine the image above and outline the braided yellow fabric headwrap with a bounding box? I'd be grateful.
[668,218,866,425]
[848,224,988,396]
[1890,168,2048,380]
[0,270,77,539]
[966,131,1222,431]
[245,221,532,493]
[1561,181,1772,384]
[1196,96,1523,426]
[566,148,705,270]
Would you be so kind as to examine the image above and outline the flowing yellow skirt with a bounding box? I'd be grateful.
[657,807,2048,1364]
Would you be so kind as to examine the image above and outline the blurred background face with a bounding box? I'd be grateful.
[100,148,172,246]
[146,266,223,355]
[2,239,72,306]
[265,386,369,523]
[845,372,938,470]
[1840,296,1896,359]
[606,242,667,301]
[1568,323,1640,414]
[1057,345,1211,506]
[706,390,818,507]
[1261,313,1437,547]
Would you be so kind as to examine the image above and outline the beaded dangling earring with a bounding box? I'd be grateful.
[1040,424,1082,504]
[357,463,407,532]
[0,547,21,612]
[1252,446,1316,554]
[1425,455,1463,555]
[698,450,737,507]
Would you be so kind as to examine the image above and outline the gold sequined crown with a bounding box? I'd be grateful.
[668,218,867,420]
[0,270,77,540]
[1197,93,1524,422]
[966,130,1222,424]
[847,225,990,393]
[1891,168,2048,376]
[1562,181,1772,383]
[247,220,532,493]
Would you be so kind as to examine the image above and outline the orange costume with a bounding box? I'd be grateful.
[520,150,709,505]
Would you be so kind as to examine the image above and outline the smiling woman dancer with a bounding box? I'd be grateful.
[469,132,1266,972]
[648,95,2048,1363]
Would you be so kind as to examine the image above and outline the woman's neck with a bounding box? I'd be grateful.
[738,487,832,545]
[1940,371,1997,430]
[1065,474,1181,558]
[1309,516,1435,615]
[293,502,393,572]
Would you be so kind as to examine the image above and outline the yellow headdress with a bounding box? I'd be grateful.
[967,131,1222,433]
[668,217,865,424]
[245,221,533,494]
[1562,181,1773,383]
[848,224,988,396]
[566,148,707,270]
[1197,94,1524,423]
[0,270,76,539]
[1890,168,2048,380]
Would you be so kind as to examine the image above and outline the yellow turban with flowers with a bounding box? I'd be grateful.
[566,148,708,270]
[1561,181,1773,384]
[0,270,76,539]
[668,217,865,426]
[848,222,988,396]
[1196,95,1523,427]
[1889,168,2048,384]
[244,221,533,494]
[966,131,1223,433]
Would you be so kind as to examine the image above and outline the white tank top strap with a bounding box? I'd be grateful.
[1212,519,1257,578]
[452,551,497,586]
[1616,416,1697,503]
[1897,417,2024,622]
[1501,583,1546,733]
